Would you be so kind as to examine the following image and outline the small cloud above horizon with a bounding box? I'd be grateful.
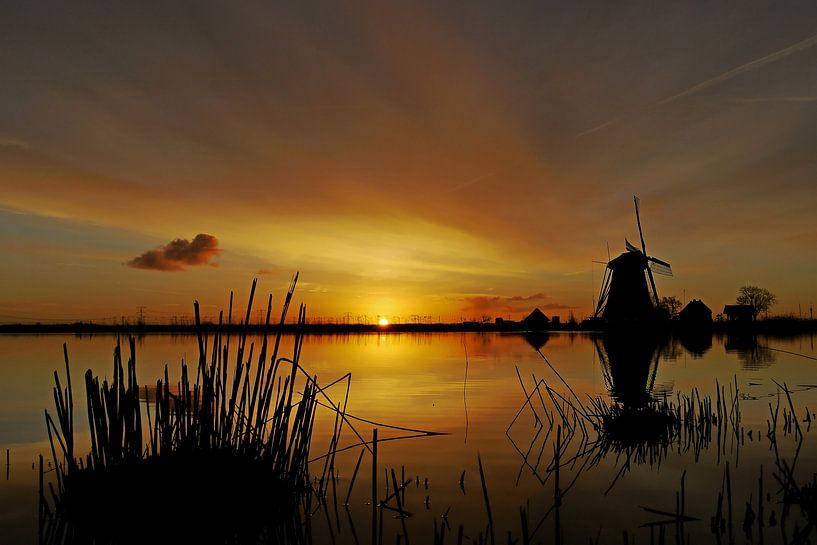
[128,234,220,272]
[0,137,30,149]
[459,293,574,317]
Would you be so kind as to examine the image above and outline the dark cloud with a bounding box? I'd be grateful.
[128,234,220,271]
[507,293,547,302]
[459,293,573,317]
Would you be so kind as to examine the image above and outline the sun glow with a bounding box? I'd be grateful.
[378,318,389,326]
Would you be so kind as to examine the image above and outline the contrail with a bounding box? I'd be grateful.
[0,137,30,149]
[575,118,619,138]
[446,171,497,193]
[659,31,817,105]
[575,30,817,137]
[732,95,817,103]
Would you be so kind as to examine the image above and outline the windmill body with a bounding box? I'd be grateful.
[594,197,673,325]
[602,251,654,322]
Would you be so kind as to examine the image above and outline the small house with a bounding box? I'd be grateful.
[523,308,550,330]
[723,304,754,323]
[679,299,712,325]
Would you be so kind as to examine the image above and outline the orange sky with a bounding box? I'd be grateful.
[1,1,816,323]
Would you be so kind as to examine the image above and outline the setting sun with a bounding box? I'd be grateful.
[378,318,389,326]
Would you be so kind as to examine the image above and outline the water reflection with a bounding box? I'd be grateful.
[522,331,550,351]
[2,332,817,545]
[725,333,777,370]
[595,333,667,407]
[678,330,713,358]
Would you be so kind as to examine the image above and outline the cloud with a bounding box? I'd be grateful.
[575,119,619,139]
[507,292,548,302]
[0,137,30,149]
[444,171,497,194]
[576,30,817,137]
[459,293,574,317]
[254,268,278,275]
[128,234,220,271]
[731,96,817,103]
[659,31,817,105]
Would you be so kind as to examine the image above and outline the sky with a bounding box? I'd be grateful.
[2,1,817,323]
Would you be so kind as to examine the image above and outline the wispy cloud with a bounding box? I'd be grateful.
[575,118,620,139]
[445,171,497,194]
[507,292,548,302]
[576,31,817,137]
[459,292,573,317]
[660,32,817,105]
[128,234,220,271]
[0,137,30,149]
[731,96,817,103]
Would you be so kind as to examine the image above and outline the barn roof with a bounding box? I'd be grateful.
[523,308,549,324]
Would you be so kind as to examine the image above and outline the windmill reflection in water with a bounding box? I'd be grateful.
[593,334,677,450]
[507,332,738,499]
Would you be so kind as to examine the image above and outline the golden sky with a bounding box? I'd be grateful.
[1,1,817,323]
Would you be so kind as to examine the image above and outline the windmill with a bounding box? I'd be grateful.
[594,196,673,322]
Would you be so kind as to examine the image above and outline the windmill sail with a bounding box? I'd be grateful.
[634,196,659,305]
[649,261,673,276]
[634,196,647,254]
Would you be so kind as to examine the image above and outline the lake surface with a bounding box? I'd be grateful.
[1,331,816,544]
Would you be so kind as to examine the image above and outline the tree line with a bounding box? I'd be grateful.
[660,285,778,320]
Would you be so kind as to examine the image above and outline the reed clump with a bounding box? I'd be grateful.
[40,276,334,544]
[587,383,727,466]
[593,400,677,446]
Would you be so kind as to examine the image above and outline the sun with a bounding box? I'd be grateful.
[378,317,389,326]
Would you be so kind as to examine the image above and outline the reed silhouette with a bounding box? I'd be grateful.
[39,276,335,544]
[37,276,453,545]
[500,334,817,544]
[32,287,817,545]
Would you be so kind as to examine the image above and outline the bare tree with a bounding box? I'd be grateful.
[736,285,777,319]
[660,296,682,318]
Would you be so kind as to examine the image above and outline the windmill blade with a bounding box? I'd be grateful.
[649,261,673,277]
[647,343,662,394]
[634,195,648,255]
[648,256,673,276]
[594,267,612,317]
[646,264,660,305]
[635,195,660,304]
[594,338,613,390]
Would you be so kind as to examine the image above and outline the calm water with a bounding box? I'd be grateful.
[1,331,816,544]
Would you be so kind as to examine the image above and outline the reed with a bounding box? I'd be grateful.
[38,275,343,544]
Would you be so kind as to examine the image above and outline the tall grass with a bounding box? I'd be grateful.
[39,275,337,544]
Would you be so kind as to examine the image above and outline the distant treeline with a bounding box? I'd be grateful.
[2,317,816,335]
[0,321,536,335]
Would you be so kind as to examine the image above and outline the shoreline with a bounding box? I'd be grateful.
[1,319,815,336]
